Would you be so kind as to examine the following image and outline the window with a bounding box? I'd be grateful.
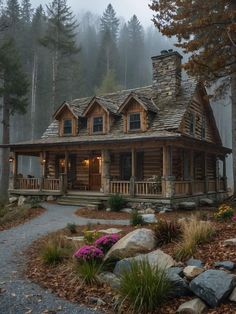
[93,116,103,133]
[129,112,141,130]
[63,119,72,135]
[201,115,206,139]
[189,112,195,136]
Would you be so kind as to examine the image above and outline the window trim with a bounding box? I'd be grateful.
[63,119,73,135]
[92,115,104,134]
[201,115,206,140]
[189,111,195,136]
[128,112,141,131]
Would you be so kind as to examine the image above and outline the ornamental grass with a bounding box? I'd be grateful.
[119,259,173,313]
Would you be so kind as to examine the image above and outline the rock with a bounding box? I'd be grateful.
[65,236,84,242]
[224,238,236,246]
[121,208,132,214]
[18,196,26,207]
[229,287,236,302]
[104,228,156,260]
[183,266,204,280]
[88,297,106,306]
[199,198,214,206]
[114,249,176,276]
[46,195,55,202]
[214,261,235,271]
[177,298,208,314]
[179,202,197,210]
[145,208,155,214]
[106,208,111,212]
[97,272,120,289]
[186,258,204,268]
[190,269,236,307]
[166,272,191,297]
[166,267,184,277]
[9,197,18,204]
[98,228,123,235]
[141,214,157,224]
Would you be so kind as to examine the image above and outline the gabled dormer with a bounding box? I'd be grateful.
[53,102,78,136]
[83,97,118,135]
[179,83,222,145]
[118,93,158,133]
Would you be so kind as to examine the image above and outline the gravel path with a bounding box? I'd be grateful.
[0,203,129,314]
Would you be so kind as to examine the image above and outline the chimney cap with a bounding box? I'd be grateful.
[151,50,183,61]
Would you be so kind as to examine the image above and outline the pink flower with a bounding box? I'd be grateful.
[74,245,104,262]
[232,215,236,222]
[94,234,120,253]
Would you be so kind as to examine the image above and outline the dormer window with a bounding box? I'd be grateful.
[63,119,72,135]
[93,116,103,133]
[129,112,141,130]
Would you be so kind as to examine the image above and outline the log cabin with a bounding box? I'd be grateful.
[6,50,231,208]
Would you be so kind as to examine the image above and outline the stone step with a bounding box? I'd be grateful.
[57,200,99,210]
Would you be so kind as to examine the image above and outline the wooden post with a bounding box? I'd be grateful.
[216,156,220,193]
[223,155,227,191]
[131,148,136,178]
[101,150,110,194]
[189,150,194,195]
[64,151,69,193]
[162,145,174,197]
[12,152,18,189]
[204,152,208,194]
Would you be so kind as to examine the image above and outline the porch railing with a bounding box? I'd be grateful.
[192,180,205,194]
[15,178,40,190]
[42,178,61,191]
[174,181,191,196]
[135,181,162,196]
[110,181,130,195]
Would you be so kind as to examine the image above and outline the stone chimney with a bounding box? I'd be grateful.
[151,50,183,100]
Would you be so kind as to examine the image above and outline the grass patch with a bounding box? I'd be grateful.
[130,210,145,226]
[75,260,103,285]
[108,194,126,212]
[174,217,215,261]
[119,259,173,313]
[154,219,182,246]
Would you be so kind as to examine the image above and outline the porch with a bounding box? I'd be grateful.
[8,142,228,200]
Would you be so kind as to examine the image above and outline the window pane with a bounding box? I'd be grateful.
[93,116,103,133]
[64,120,72,134]
[129,113,141,130]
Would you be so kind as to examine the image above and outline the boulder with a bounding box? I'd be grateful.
[97,272,120,289]
[114,249,175,276]
[98,228,123,235]
[186,258,204,268]
[224,238,236,246]
[190,269,236,307]
[141,214,157,224]
[229,287,236,302]
[145,208,155,214]
[179,202,197,210]
[121,208,132,214]
[166,267,183,277]
[166,272,191,297]
[199,198,214,206]
[65,236,84,242]
[183,266,204,280]
[18,196,26,207]
[104,228,156,260]
[214,261,235,271]
[177,298,208,314]
[9,197,18,204]
[46,195,55,202]
[106,208,111,212]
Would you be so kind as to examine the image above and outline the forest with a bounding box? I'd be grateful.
[0,0,174,145]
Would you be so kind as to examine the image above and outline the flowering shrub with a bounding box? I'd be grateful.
[74,245,104,263]
[214,204,234,221]
[94,234,120,253]
[232,215,236,222]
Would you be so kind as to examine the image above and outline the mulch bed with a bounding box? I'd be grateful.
[0,207,46,231]
[75,208,130,220]
[25,216,236,313]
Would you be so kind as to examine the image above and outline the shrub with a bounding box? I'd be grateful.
[94,234,120,253]
[119,259,173,313]
[66,223,77,234]
[30,197,42,208]
[108,194,126,212]
[214,204,234,221]
[174,217,214,261]
[75,260,103,285]
[83,230,100,244]
[130,210,145,226]
[0,207,7,218]
[74,245,104,263]
[154,219,182,246]
[41,242,63,265]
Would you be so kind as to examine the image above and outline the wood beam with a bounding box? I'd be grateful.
[131,148,136,178]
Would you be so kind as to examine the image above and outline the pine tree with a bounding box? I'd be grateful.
[96,4,119,84]
[21,0,33,24]
[0,39,28,203]
[150,0,236,192]
[41,0,79,109]
[95,70,121,95]
[118,23,129,88]
[4,0,21,40]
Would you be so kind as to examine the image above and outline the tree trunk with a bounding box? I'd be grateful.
[0,96,10,203]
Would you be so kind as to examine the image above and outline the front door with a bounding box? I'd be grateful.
[89,155,101,191]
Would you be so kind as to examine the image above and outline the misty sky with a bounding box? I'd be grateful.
[30,0,154,26]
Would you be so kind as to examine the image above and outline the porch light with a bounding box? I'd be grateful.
[82,159,89,166]
[41,159,46,165]
[9,156,14,163]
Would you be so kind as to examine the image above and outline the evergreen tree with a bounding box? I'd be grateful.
[21,0,33,24]
[4,0,21,40]
[41,0,79,109]
[96,4,119,84]
[118,23,129,88]
[95,69,121,95]
[0,39,28,203]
